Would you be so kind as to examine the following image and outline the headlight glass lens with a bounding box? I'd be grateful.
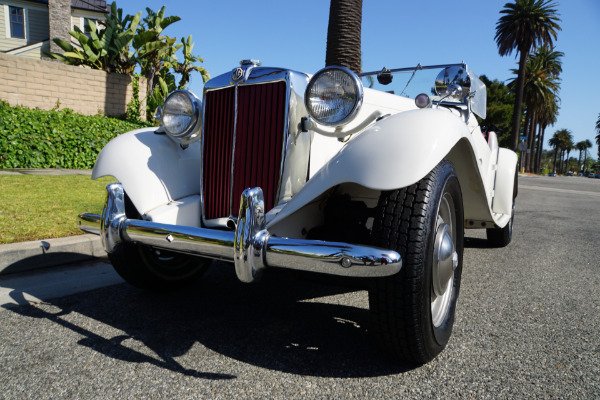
[162,91,196,137]
[306,67,362,125]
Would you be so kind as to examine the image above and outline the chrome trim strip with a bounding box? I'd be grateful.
[81,183,402,282]
[77,213,101,235]
[229,84,239,217]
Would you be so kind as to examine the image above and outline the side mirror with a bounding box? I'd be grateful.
[434,66,471,100]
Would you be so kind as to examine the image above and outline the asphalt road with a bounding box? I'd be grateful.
[0,175,598,399]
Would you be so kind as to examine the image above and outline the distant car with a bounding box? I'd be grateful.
[589,173,595,178]
[595,173,600,179]
[548,172,556,176]
[565,171,574,176]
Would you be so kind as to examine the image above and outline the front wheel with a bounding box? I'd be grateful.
[108,192,211,290]
[369,159,464,365]
[109,243,211,291]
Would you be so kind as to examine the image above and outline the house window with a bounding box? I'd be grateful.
[9,6,25,39]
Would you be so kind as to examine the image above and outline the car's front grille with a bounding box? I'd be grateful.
[202,81,287,220]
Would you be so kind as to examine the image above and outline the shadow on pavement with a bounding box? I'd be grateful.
[3,262,414,379]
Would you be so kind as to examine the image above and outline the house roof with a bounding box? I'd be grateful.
[71,0,110,13]
[21,0,110,13]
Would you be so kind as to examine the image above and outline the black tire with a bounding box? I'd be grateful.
[109,243,211,291]
[369,159,464,365]
[486,201,514,247]
[486,172,517,247]
[108,193,211,291]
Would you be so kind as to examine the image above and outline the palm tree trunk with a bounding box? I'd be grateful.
[527,110,537,172]
[325,0,363,74]
[535,125,546,173]
[510,51,528,151]
[522,109,531,171]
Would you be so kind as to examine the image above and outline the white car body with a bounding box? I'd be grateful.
[79,61,519,365]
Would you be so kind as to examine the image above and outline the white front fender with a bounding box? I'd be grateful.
[268,108,482,228]
[92,128,201,216]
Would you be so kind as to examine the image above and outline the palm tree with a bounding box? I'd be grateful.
[549,131,561,172]
[583,139,592,174]
[495,0,561,151]
[325,0,362,73]
[555,128,573,173]
[535,94,558,172]
[596,113,600,160]
[575,141,586,172]
[511,46,561,172]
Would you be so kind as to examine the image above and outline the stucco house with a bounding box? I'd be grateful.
[0,0,109,59]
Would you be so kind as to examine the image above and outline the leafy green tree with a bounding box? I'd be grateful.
[479,75,514,147]
[44,3,141,74]
[44,2,209,120]
[495,0,561,151]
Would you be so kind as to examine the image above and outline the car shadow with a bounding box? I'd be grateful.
[3,262,414,379]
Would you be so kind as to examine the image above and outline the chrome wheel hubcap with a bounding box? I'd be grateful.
[431,192,457,327]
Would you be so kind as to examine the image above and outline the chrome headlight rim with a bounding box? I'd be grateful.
[159,90,202,145]
[305,66,364,127]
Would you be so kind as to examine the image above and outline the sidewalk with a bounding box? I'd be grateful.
[0,168,104,276]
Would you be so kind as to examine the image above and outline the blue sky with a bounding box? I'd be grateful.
[122,0,600,153]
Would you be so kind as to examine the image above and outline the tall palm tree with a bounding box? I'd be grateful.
[555,128,573,173]
[495,0,561,151]
[549,131,561,172]
[511,46,561,172]
[575,141,586,172]
[596,113,600,160]
[535,94,558,172]
[325,0,362,73]
[583,139,592,174]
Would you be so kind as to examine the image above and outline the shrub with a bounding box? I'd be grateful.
[0,101,149,169]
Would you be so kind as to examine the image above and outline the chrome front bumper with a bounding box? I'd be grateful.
[78,183,402,283]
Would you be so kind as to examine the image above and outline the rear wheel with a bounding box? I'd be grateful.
[486,201,514,247]
[369,159,464,364]
[486,172,517,247]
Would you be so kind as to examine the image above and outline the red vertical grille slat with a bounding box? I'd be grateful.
[202,87,235,219]
[202,81,287,220]
[232,81,286,214]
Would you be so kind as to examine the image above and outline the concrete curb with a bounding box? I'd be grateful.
[0,235,106,276]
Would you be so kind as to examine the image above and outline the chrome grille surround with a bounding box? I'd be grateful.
[201,66,311,226]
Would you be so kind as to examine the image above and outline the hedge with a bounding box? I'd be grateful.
[0,100,150,169]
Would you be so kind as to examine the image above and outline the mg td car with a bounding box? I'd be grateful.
[79,60,518,364]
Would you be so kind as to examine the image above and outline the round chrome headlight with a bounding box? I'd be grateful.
[305,66,363,126]
[160,90,202,145]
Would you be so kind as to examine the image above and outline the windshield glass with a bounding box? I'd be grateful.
[359,63,486,118]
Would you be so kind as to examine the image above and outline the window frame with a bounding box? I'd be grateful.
[3,4,29,40]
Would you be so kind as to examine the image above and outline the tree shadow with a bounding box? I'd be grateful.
[3,263,414,379]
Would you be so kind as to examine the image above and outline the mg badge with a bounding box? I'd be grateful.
[231,67,244,82]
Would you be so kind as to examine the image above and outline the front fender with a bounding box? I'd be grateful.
[92,128,201,216]
[268,108,485,228]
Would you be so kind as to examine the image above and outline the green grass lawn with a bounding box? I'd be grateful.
[0,175,116,244]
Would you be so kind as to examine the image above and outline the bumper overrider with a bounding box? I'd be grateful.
[78,183,402,283]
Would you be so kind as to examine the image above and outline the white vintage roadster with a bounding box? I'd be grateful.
[79,60,518,364]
